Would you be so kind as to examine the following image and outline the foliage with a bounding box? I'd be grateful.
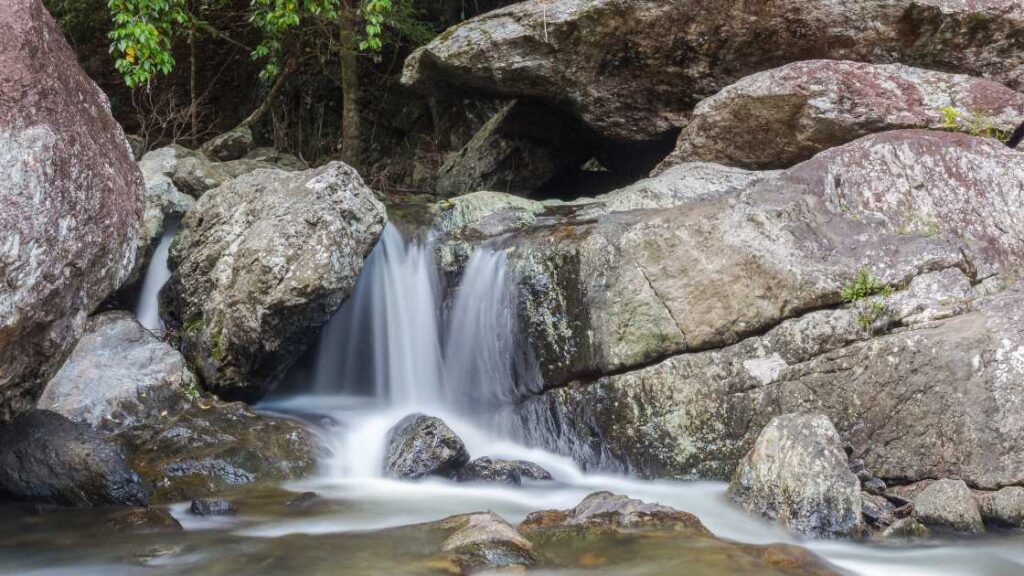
[939,106,1010,142]
[855,300,888,332]
[841,269,894,303]
[107,0,188,87]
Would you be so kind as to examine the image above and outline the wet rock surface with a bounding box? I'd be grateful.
[729,414,863,538]
[114,400,319,503]
[437,512,535,574]
[104,507,182,533]
[163,161,387,402]
[0,410,149,507]
[384,414,471,480]
[0,0,143,421]
[656,60,1024,172]
[37,311,195,434]
[456,457,553,485]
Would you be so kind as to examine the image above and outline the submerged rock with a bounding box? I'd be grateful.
[37,311,196,434]
[115,400,319,503]
[912,479,984,534]
[0,0,144,421]
[456,457,553,485]
[0,410,149,507]
[880,517,930,540]
[384,414,470,480]
[729,414,863,538]
[521,491,709,536]
[163,161,387,402]
[404,0,1024,143]
[656,60,1024,172]
[437,512,535,574]
[104,507,183,533]
[521,492,840,575]
[200,126,254,162]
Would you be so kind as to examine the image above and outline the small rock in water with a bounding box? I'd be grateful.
[456,457,553,485]
[285,491,322,508]
[881,517,930,540]
[520,492,709,536]
[189,498,237,516]
[383,414,470,480]
[105,507,183,533]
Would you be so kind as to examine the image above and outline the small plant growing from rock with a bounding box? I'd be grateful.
[842,269,894,334]
[939,106,1010,142]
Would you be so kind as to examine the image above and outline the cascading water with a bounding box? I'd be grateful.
[256,223,1024,576]
[133,217,180,332]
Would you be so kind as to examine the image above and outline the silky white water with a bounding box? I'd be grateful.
[251,224,1024,576]
[133,217,180,332]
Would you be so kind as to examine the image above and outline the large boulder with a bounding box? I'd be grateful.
[404,0,1024,143]
[656,60,1024,172]
[728,414,863,538]
[37,311,196,434]
[0,410,149,507]
[163,161,387,401]
[436,100,590,197]
[383,414,470,480]
[912,479,985,534]
[0,0,143,420]
[489,131,1024,489]
[114,399,319,503]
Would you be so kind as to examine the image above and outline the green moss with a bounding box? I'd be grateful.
[210,331,224,362]
[183,314,204,334]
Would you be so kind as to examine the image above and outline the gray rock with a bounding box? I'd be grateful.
[200,126,254,162]
[862,477,888,496]
[114,399,320,503]
[880,517,930,540]
[163,161,387,401]
[404,0,1024,143]
[243,147,308,171]
[0,410,149,507]
[37,311,196,433]
[975,486,1024,528]
[456,457,553,485]
[384,414,470,480]
[437,512,534,574]
[913,479,984,534]
[0,0,143,421]
[436,191,545,237]
[861,492,896,527]
[189,498,237,516]
[656,60,1024,172]
[436,100,589,197]
[526,491,708,533]
[140,145,228,198]
[729,414,863,538]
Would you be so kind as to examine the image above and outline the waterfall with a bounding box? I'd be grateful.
[306,223,523,412]
[133,217,179,332]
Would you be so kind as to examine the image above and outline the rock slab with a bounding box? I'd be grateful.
[384,414,471,479]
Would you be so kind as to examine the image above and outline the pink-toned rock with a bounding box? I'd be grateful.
[404,0,1024,143]
[782,129,1024,275]
[0,0,144,419]
[656,60,1024,171]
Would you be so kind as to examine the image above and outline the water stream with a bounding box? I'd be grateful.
[6,223,1019,575]
[133,217,180,332]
